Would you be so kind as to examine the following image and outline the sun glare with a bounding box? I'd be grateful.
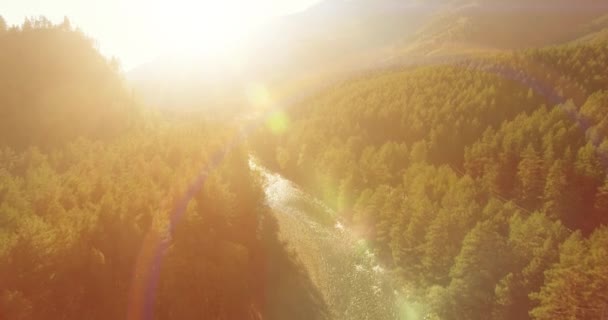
[4,0,322,68]
[137,1,261,55]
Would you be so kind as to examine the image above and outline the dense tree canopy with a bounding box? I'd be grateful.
[2,13,608,320]
[252,29,608,319]
[0,18,136,150]
[0,18,278,320]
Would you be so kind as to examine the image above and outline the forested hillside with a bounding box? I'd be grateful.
[252,30,608,319]
[404,0,608,56]
[0,17,137,150]
[0,19,279,320]
[4,5,608,319]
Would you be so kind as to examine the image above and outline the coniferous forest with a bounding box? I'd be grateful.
[3,2,608,319]
[252,28,608,320]
[0,19,287,320]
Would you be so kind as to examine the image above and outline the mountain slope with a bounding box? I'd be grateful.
[128,0,608,111]
[406,0,608,55]
[127,0,442,109]
[251,31,608,320]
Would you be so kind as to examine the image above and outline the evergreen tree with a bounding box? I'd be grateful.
[516,144,544,208]
[542,160,569,218]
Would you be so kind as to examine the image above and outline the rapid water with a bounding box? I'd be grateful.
[250,158,402,320]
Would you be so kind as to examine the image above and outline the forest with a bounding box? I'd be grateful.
[0,18,296,320]
[2,7,608,320]
[252,29,608,319]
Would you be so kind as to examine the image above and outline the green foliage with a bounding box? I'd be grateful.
[0,19,273,320]
[252,34,608,319]
[0,125,271,320]
[530,228,608,319]
[0,18,137,150]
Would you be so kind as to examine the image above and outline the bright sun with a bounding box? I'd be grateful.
[3,0,321,68]
[140,0,262,51]
[132,0,304,57]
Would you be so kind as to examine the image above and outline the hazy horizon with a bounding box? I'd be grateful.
[1,0,323,69]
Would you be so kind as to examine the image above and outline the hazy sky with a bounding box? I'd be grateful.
[2,0,322,69]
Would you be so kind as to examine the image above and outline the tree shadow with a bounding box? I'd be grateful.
[257,213,330,320]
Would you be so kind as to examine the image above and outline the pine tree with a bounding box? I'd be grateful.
[445,221,508,320]
[422,210,454,284]
[516,144,544,208]
[542,160,568,219]
[574,142,604,230]
[531,229,608,320]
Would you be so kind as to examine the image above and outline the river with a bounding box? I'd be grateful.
[251,158,410,320]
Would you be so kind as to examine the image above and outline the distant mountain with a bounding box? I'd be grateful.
[406,0,608,56]
[128,0,608,110]
[127,0,440,109]
[570,13,608,44]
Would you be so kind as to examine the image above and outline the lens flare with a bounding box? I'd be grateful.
[266,110,289,134]
[125,53,599,320]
